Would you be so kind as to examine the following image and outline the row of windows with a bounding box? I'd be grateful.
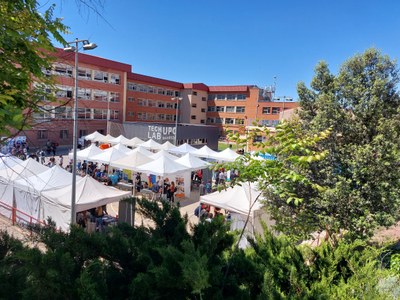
[134,98,177,109]
[262,107,281,114]
[207,118,245,125]
[49,64,121,84]
[208,94,247,101]
[37,129,94,140]
[33,106,119,121]
[53,86,120,102]
[127,82,180,97]
[135,112,176,121]
[207,106,246,113]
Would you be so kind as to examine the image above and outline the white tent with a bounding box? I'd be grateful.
[0,155,24,169]
[0,158,48,182]
[94,133,115,143]
[110,151,153,171]
[89,147,127,165]
[69,144,102,160]
[139,139,163,150]
[200,183,263,216]
[175,153,211,171]
[84,131,106,142]
[129,146,153,157]
[169,143,197,155]
[192,145,220,159]
[41,175,130,231]
[124,137,145,147]
[108,135,131,145]
[111,143,132,154]
[214,148,241,162]
[136,155,189,177]
[14,165,73,192]
[149,149,178,161]
[160,141,177,150]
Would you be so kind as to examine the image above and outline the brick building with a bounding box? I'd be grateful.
[22,49,298,149]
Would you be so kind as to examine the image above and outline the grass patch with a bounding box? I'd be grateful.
[218,142,239,151]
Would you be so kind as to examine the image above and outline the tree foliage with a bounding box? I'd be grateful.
[0,0,67,135]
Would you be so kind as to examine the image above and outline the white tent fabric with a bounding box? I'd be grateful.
[169,143,197,155]
[84,131,106,142]
[124,137,145,147]
[139,139,163,150]
[108,135,131,145]
[69,144,102,160]
[214,148,241,162]
[94,133,115,143]
[192,145,220,159]
[89,147,127,164]
[174,153,211,171]
[136,155,189,177]
[160,141,177,150]
[129,146,153,157]
[200,183,263,216]
[0,158,48,182]
[41,175,130,231]
[110,151,153,171]
[13,165,73,192]
[0,155,24,169]
[149,149,178,161]
[111,143,132,154]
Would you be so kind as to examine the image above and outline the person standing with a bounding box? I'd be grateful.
[167,181,177,203]
[59,155,63,167]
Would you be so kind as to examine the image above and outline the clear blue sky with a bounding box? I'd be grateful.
[40,0,400,100]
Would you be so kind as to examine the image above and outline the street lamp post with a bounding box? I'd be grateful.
[64,38,97,225]
[172,97,182,145]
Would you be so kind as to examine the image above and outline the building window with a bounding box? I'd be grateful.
[207,106,216,112]
[109,92,120,102]
[59,130,69,139]
[175,91,180,97]
[200,119,205,124]
[166,90,173,96]
[55,85,73,98]
[262,107,271,114]
[216,106,224,112]
[54,106,72,119]
[191,115,196,120]
[110,73,120,84]
[207,117,215,124]
[77,88,91,100]
[217,94,226,100]
[158,101,165,108]
[237,94,246,100]
[225,118,234,124]
[236,106,245,113]
[158,114,165,121]
[235,118,244,125]
[202,97,206,101]
[166,102,174,109]
[93,70,108,83]
[137,99,145,106]
[53,63,73,77]
[227,94,236,100]
[78,68,92,80]
[128,97,134,102]
[157,88,165,95]
[272,107,280,114]
[208,94,216,100]
[215,118,223,124]
[193,91,198,96]
[226,106,235,113]
[137,112,147,120]
[110,110,119,120]
[77,108,91,119]
[93,90,108,102]
[148,86,155,94]
[201,108,206,112]
[128,83,137,91]
[191,103,197,108]
[37,130,48,140]
[128,111,134,117]
[93,109,107,119]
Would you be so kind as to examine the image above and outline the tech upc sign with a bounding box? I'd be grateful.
[147,125,176,141]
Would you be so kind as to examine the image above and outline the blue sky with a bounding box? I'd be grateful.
[41,0,400,100]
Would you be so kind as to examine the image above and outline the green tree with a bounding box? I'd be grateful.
[0,0,67,135]
[297,48,400,239]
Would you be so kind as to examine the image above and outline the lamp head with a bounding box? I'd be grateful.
[63,46,76,52]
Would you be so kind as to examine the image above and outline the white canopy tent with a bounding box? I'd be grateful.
[149,149,179,161]
[136,155,189,177]
[0,158,48,183]
[41,176,130,231]
[110,151,153,171]
[111,143,132,154]
[160,141,177,150]
[139,139,163,150]
[214,148,241,162]
[129,146,154,157]
[124,137,145,147]
[192,145,220,159]
[108,135,131,145]
[0,155,24,169]
[93,133,115,144]
[89,147,127,165]
[84,131,106,142]
[69,144,102,161]
[174,153,211,171]
[169,143,198,155]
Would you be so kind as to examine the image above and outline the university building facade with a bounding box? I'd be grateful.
[23,49,298,149]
